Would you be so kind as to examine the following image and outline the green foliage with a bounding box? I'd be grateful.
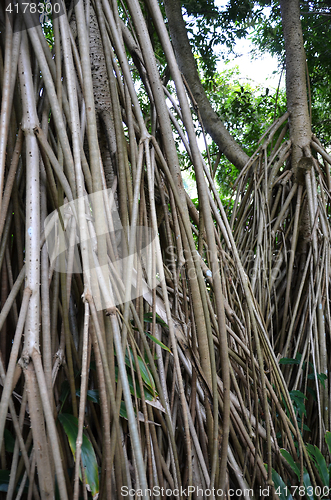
[114,366,158,402]
[265,465,294,500]
[172,64,287,204]
[182,0,229,79]
[265,432,331,499]
[306,443,329,487]
[289,390,307,418]
[279,355,302,365]
[280,389,310,433]
[143,311,168,327]
[139,312,172,352]
[220,0,331,145]
[124,347,156,392]
[42,20,54,49]
[39,0,55,48]
[76,388,100,404]
[202,66,286,199]
[131,314,171,352]
[249,1,284,59]
[206,66,286,146]
[278,353,329,435]
[119,400,130,420]
[276,432,331,500]
[58,413,99,498]
[280,449,314,500]
[308,371,328,387]
[144,332,172,352]
[279,353,328,389]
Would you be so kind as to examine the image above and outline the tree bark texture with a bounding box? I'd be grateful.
[280,0,311,167]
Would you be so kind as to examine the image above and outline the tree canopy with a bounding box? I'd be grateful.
[182,0,331,144]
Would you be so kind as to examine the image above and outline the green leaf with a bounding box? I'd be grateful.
[296,417,311,432]
[124,349,156,392]
[289,390,307,417]
[306,444,329,486]
[143,312,168,328]
[76,389,100,404]
[306,387,317,402]
[119,401,163,422]
[120,401,128,420]
[325,431,331,457]
[265,466,293,500]
[280,450,313,500]
[280,449,300,477]
[4,430,15,453]
[59,380,70,404]
[272,470,293,500]
[290,390,307,399]
[302,470,314,500]
[136,355,155,391]
[115,367,156,402]
[317,373,328,388]
[279,357,300,365]
[145,332,171,353]
[58,413,99,498]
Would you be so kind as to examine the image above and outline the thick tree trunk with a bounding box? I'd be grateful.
[163,0,249,170]
[280,0,311,167]
[279,1,328,429]
[89,5,117,190]
[279,0,312,350]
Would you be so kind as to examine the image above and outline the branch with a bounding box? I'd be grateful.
[163,0,249,170]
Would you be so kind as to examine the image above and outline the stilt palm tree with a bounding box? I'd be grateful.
[0,0,330,498]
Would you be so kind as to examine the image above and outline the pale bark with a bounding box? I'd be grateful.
[280,0,328,441]
[24,362,55,499]
[279,0,311,167]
